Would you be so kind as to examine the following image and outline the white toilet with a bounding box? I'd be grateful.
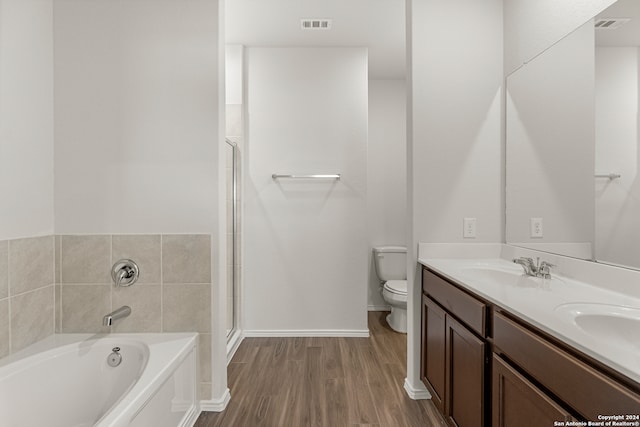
[373,246,408,333]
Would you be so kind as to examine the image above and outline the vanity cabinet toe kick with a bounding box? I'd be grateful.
[420,267,640,427]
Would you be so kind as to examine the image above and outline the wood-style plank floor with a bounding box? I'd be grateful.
[195,311,447,427]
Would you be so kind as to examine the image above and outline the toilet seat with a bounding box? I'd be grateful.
[383,280,407,296]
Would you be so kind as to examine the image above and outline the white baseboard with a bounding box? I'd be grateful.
[227,329,243,364]
[181,404,201,427]
[368,305,390,311]
[404,378,431,400]
[243,329,370,338]
[200,388,231,412]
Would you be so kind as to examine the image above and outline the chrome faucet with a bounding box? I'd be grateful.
[537,260,554,279]
[103,306,131,326]
[513,257,537,276]
[513,257,554,279]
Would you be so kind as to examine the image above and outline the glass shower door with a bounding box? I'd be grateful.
[226,139,238,338]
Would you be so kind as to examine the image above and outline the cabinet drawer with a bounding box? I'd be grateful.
[423,268,486,336]
[493,311,640,420]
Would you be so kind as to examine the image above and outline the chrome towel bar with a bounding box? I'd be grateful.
[595,173,621,180]
[272,174,341,180]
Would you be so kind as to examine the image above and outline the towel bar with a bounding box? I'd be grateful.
[272,174,341,180]
[594,173,621,180]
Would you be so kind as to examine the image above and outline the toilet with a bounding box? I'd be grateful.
[373,246,408,333]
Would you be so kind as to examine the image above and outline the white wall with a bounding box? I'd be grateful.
[367,79,406,310]
[0,0,54,240]
[506,22,595,248]
[409,2,503,247]
[225,45,243,106]
[244,47,368,334]
[52,0,227,407]
[225,44,244,141]
[212,0,228,407]
[504,0,616,74]
[54,0,220,235]
[406,0,503,394]
[595,47,640,268]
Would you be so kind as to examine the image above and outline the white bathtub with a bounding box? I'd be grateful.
[0,333,199,427]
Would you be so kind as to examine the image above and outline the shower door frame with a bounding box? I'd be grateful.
[225,138,240,344]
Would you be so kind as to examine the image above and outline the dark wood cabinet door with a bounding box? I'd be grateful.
[422,295,446,412]
[492,354,573,427]
[446,315,485,427]
[494,312,640,419]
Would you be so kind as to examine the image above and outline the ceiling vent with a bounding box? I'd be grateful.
[595,18,631,29]
[301,18,332,30]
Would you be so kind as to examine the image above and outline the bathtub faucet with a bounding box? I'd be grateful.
[103,306,131,326]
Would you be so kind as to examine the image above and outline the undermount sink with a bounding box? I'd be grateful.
[554,303,640,349]
[459,265,563,288]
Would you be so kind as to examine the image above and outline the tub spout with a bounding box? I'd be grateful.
[103,306,131,326]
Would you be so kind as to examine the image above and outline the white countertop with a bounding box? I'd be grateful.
[419,256,640,385]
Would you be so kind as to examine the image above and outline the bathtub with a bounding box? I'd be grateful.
[0,333,199,427]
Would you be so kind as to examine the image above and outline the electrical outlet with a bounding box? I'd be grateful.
[463,218,477,239]
[530,217,543,238]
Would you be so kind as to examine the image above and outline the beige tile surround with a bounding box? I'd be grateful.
[0,234,213,398]
[0,236,55,359]
[56,234,213,390]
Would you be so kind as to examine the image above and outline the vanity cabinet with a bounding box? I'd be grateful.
[421,269,488,427]
[492,353,574,426]
[446,314,486,427]
[422,295,446,411]
[493,311,640,421]
[421,266,640,427]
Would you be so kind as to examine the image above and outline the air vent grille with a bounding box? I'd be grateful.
[301,18,333,30]
[595,18,631,29]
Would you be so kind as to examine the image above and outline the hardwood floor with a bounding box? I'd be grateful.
[195,311,447,427]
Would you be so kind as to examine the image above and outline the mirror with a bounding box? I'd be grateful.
[506,0,640,270]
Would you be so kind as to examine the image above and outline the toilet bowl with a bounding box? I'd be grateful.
[382,279,407,333]
[373,246,408,333]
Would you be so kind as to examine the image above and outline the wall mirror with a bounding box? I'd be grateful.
[506,0,640,271]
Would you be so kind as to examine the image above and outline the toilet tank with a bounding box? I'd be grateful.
[373,246,407,281]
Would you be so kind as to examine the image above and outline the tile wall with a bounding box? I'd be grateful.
[0,234,213,400]
[0,236,56,359]
[55,234,213,399]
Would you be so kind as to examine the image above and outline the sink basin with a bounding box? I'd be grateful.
[459,266,562,288]
[554,303,640,348]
